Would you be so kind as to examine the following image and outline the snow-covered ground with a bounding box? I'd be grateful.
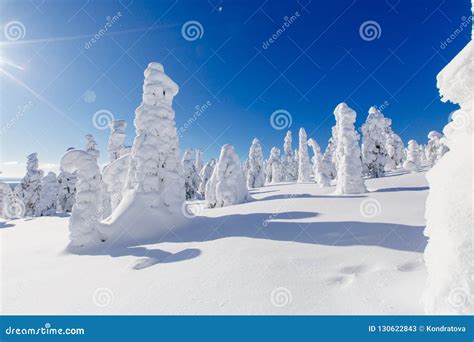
[0,170,429,315]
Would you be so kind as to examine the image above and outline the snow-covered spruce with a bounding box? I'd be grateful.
[85,134,100,160]
[107,120,127,163]
[0,181,13,217]
[182,149,201,200]
[101,154,130,218]
[61,149,101,247]
[35,172,59,216]
[384,128,405,171]
[266,147,283,184]
[297,128,311,182]
[361,106,391,178]
[426,131,449,167]
[205,144,248,208]
[322,140,337,180]
[246,138,266,188]
[403,140,421,172]
[57,167,77,213]
[195,149,204,174]
[282,131,297,181]
[308,138,330,187]
[423,40,473,315]
[334,103,366,194]
[15,153,43,216]
[198,159,216,197]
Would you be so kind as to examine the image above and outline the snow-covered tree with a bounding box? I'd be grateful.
[107,120,127,163]
[403,140,421,172]
[266,147,283,184]
[282,131,297,181]
[0,181,12,217]
[57,164,77,213]
[334,103,366,194]
[15,153,43,216]
[182,149,201,200]
[308,138,330,187]
[205,144,248,208]
[36,172,59,216]
[198,159,216,197]
[361,106,391,178]
[426,131,449,167]
[297,128,311,182]
[101,154,130,218]
[423,36,473,315]
[322,140,337,180]
[124,62,184,211]
[61,149,101,247]
[384,129,405,171]
[246,138,265,188]
[195,149,204,174]
[85,134,100,160]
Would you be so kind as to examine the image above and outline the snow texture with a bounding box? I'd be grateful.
[246,138,266,188]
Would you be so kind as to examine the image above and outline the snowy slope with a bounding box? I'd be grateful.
[0,170,429,314]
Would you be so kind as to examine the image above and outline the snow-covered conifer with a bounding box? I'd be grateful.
[205,144,248,208]
[384,129,404,171]
[266,147,283,184]
[15,153,43,216]
[61,149,101,247]
[282,131,297,181]
[297,128,311,182]
[101,154,130,217]
[334,103,366,194]
[308,138,330,187]
[246,138,265,188]
[361,107,391,178]
[195,149,204,174]
[403,140,421,172]
[182,149,201,200]
[322,140,337,180]
[0,181,12,217]
[107,120,127,163]
[57,165,77,213]
[36,172,59,216]
[85,134,100,161]
[426,131,449,167]
[198,159,216,197]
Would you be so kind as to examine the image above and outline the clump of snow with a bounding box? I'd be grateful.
[107,120,127,163]
[246,138,266,188]
[36,172,59,216]
[308,138,330,187]
[15,153,44,216]
[297,128,311,182]
[423,40,473,315]
[361,106,391,178]
[266,147,283,184]
[61,149,101,247]
[205,144,248,208]
[182,149,201,200]
[282,131,297,181]
[403,140,421,172]
[198,159,216,197]
[334,103,366,194]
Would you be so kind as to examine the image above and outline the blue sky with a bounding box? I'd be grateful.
[0,0,471,177]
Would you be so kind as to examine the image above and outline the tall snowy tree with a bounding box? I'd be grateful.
[101,154,130,218]
[107,120,127,163]
[322,140,337,180]
[282,131,297,181]
[334,103,366,194]
[182,149,201,200]
[361,106,391,178]
[85,134,100,161]
[205,144,248,208]
[403,140,421,172]
[195,149,204,174]
[57,154,77,213]
[246,138,265,188]
[36,172,59,216]
[297,128,311,182]
[384,128,405,171]
[426,131,449,167]
[423,32,473,315]
[15,153,44,216]
[61,149,101,247]
[308,138,330,187]
[198,159,216,197]
[0,181,12,218]
[266,147,283,184]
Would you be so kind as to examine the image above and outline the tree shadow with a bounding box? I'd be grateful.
[260,193,367,201]
[0,221,15,229]
[374,186,429,193]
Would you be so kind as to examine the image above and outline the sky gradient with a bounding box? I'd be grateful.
[0,0,472,177]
